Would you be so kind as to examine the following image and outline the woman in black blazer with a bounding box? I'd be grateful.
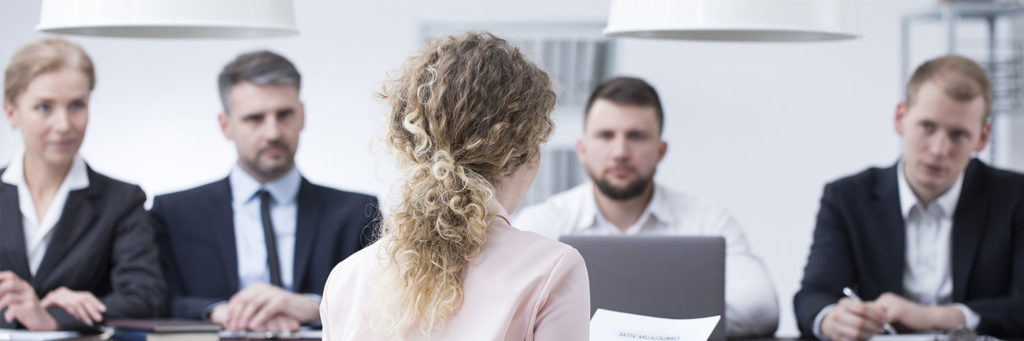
[0,38,165,331]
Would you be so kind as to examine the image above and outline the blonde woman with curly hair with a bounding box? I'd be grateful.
[319,32,590,340]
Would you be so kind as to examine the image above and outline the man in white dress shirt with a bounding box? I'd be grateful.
[514,77,779,337]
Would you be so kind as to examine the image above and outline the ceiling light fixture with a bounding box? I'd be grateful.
[605,0,859,42]
[36,0,299,39]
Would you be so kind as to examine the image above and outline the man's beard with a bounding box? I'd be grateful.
[242,143,295,180]
[590,168,654,201]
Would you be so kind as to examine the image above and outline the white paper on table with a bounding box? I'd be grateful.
[293,329,323,338]
[589,309,721,341]
[870,335,945,341]
[0,328,78,340]
[218,326,322,339]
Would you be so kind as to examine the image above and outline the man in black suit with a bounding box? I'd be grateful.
[150,50,379,332]
[795,55,1024,340]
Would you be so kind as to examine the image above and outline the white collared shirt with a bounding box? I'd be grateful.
[229,166,299,291]
[513,183,780,337]
[897,161,979,329]
[897,161,959,306]
[1,150,90,275]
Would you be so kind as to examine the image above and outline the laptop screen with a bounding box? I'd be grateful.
[559,235,726,341]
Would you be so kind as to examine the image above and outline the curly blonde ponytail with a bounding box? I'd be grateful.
[370,32,555,337]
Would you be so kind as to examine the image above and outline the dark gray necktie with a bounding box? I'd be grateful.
[257,190,283,287]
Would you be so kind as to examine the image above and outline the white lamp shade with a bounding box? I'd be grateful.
[605,0,860,42]
[37,0,298,38]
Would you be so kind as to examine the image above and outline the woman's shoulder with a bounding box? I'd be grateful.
[326,242,385,288]
[483,225,586,274]
[499,223,578,252]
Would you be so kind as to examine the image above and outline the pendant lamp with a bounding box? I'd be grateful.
[36,0,298,38]
[605,0,859,42]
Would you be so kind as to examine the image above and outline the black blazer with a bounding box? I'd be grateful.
[0,166,166,331]
[149,176,379,320]
[794,159,1024,338]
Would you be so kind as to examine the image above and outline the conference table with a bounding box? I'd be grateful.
[44,331,321,340]
[17,329,828,340]
[50,333,1024,340]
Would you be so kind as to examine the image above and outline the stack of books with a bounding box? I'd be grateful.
[106,319,219,341]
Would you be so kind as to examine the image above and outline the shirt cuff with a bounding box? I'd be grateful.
[304,293,323,303]
[813,304,837,340]
[953,303,980,330]
[201,300,229,320]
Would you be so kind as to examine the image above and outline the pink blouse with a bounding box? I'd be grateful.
[320,214,591,340]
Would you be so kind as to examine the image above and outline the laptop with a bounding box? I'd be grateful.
[559,235,726,341]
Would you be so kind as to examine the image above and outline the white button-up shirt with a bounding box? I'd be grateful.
[897,162,979,329]
[514,183,779,337]
[228,166,299,292]
[1,150,90,275]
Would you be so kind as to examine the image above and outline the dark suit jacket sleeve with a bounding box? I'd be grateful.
[98,186,165,319]
[962,199,1024,337]
[46,306,93,332]
[149,202,221,320]
[794,182,856,337]
[50,186,165,331]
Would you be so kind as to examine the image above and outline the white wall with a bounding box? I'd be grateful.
[3,0,1018,336]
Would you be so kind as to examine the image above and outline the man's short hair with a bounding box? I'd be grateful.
[218,50,301,113]
[906,54,993,122]
[584,77,664,135]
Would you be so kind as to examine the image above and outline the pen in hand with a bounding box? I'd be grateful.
[842,287,897,335]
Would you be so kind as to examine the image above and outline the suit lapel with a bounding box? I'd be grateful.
[0,180,32,281]
[33,178,97,288]
[950,160,987,301]
[211,178,240,292]
[291,179,322,292]
[872,163,906,294]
